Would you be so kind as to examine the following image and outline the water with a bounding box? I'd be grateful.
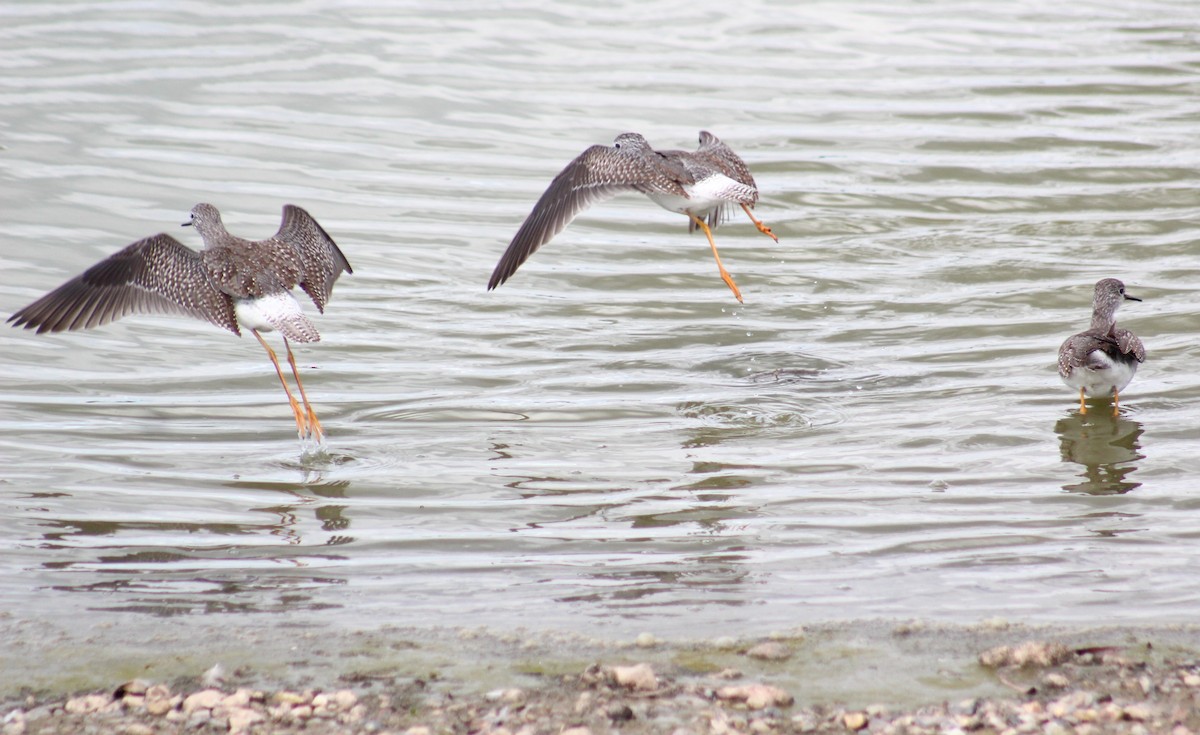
[1,0,1199,689]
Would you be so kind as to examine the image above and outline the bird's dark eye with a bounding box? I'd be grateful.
[614,142,621,149]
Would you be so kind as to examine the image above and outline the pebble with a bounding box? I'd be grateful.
[715,684,793,709]
[635,632,658,648]
[485,688,526,704]
[745,642,791,661]
[842,711,868,730]
[979,641,1072,668]
[181,688,223,713]
[228,707,265,734]
[611,663,658,691]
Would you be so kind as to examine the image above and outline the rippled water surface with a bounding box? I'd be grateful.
[2,0,1199,674]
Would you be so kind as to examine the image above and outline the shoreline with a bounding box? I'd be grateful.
[5,620,1200,733]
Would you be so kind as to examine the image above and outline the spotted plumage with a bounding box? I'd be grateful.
[1057,278,1145,414]
[488,131,776,302]
[9,203,352,442]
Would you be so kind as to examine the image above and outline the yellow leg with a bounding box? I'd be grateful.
[1112,388,1120,417]
[740,203,778,243]
[689,214,744,303]
[1078,387,1087,415]
[283,337,325,443]
[253,330,309,438]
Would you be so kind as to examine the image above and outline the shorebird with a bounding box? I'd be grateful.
[487,131,777,303]
[8,203,352,442]
[1057,278,1145,415]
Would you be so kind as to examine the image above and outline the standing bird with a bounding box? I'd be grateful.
[487,131,777,303]
[1057,278,1145,415]
[8,203,352,442]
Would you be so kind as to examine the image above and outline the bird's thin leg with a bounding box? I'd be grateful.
[252,329,309,438]
[1078,387,1087,415]
[283,336,325,443]
[1112,388,1121,417]
[689,214,744,304]
[740,203,778,243]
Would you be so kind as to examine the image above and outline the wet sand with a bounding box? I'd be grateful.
[3,618,1199,734]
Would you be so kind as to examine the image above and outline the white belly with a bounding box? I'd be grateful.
[1060,349,1139,395]
[647,173,754,216]
[235,291,320,343]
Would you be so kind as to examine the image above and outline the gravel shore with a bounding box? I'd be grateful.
[4,623,1199,734]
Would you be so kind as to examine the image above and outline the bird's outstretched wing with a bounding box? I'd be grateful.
[275,205,353,313]
[8,234,237,334]
[488,144,688,290]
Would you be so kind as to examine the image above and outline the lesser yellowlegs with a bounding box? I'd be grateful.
[1057,278,1145,415]
[8,203,352,441]
[487,131,777,303]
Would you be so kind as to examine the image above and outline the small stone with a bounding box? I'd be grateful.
[222,689,252,709]
[1184,673,1200,687]
[333,690,357,710]
[716,684,793,709]
[978,641,1072,668]
[712,636,738,650]
[611,663,658,691]
[1124,703,1152,721]
[561,727,591,735]
[291,705,313,720]
[144,686,174,717]
[116,680,150,697]
[635,632,658,648]
[573,692,593,715]
[228,707,264,735]
[64,695,108,714]
[717,668,743,680]
[1041,672,1070,689]
[403,727,432,735]
[124,724,153,735]
[485,688,526,704]
[182,689,223,714]
[341,704,367,724]
[311,693,330,709]
[843,711,868,731]
[745,642,791,661]
[272,691,307,706]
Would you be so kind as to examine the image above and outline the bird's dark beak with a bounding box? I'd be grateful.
[181,219,193,228]
[1125,293,1142,302]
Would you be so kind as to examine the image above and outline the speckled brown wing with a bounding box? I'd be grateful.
[487,144,691,290]
[199,234,303,302]
[1058,332,1103,377]
[274,205,353,313]
[8,234,237,335]
[694,130,759,193]
[1114,328,1146,364]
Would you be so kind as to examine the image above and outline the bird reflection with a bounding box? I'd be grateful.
[1054,411,1144,494]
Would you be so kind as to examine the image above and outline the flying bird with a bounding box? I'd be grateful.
[9,203,352,442]
[488,131,777,303]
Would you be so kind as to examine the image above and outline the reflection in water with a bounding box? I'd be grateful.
[1054,412,1145,495]
[32,476,357,615]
